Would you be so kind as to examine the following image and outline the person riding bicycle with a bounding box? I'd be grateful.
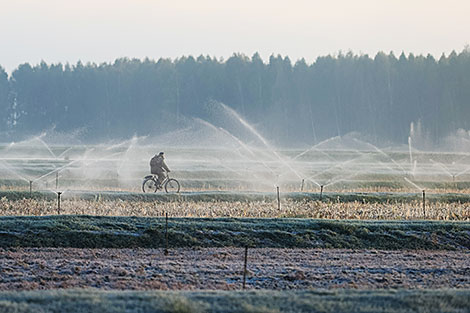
[150,152,171,187]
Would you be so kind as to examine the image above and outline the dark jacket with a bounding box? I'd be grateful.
[150,155,170,174]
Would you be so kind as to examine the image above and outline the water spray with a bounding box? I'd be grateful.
[403,177,423,192]
[353,138,409,175]
[217,102,304,180]
[456,166,470,179]
[293,136,341,160]
[408,136,413,167]
[430,159,457,182]
[197,118,279,185]
[0,160,31,183]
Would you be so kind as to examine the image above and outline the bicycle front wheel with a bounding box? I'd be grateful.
[165,178,180,193]
[142,178,158,193]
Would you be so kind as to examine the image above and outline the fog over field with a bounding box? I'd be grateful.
[1,99,470,194]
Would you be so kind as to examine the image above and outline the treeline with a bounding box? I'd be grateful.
[1,50,470,145]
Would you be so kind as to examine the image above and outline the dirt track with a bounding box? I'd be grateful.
[0,248,468,290]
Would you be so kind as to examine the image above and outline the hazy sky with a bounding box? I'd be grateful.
[1,0,469,72]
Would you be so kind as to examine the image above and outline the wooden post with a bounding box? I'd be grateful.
[276,186,280,210]
[422,190,426,219]
[57,192,62,215]
[164,212,169,255]
[243,246,248,289]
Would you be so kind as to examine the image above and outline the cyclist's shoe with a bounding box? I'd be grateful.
[156,184,163,190]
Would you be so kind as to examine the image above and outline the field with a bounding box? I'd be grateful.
[1,142,469,312]
[0,289,468,313]
[0,216,469,249]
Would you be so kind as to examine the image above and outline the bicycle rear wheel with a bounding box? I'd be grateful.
[165,178,180,193]
[142,177,158,193]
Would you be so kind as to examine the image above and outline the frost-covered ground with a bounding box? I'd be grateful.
[1,248,468,291]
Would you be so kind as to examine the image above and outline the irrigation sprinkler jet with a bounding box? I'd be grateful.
[403,177,423,191]
[322,156,380,189]
[0,160,30,183]
[429,159,458,181]
[116,135,148,174]
[455,166,470,179]
[27,133,58,159]
[217,102,304,181]
[57,147,74,159]
[352,138,410,175]
[196,118,279,178]
[408,136,413,168]
[306,153,369,184]
[323,173,362,189]
[214,153,278,190]
[293,136,341,160]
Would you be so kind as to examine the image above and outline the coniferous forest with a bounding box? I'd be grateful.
[1,50,469,146]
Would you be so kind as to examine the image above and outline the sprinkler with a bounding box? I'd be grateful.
[276,186,280,210]
[300,179,304,192]
[57,192,62,215]
[29,180,33,197]
[320,185,324,200]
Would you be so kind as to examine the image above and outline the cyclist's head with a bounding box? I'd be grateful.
[158,152,164,156]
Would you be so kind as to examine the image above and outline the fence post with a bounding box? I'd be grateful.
[422,190,426,219]
[243,246,248,289]
[164,212,169,255]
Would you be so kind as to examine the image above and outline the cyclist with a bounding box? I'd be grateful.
[150,152,171,188]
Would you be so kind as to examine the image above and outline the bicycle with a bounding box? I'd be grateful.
[142,174,180,193]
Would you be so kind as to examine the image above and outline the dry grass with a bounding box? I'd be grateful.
[1,197,468,220]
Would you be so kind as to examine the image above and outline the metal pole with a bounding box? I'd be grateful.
[57,192,62,215]
[243,246,248,289]
[300,179,304,192]
[164,212,169,255]
[276,186,280,210]
[422,190,426,219]
[320,185,324,200]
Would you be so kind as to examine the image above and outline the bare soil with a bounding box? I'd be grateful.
[0,248,468,290]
